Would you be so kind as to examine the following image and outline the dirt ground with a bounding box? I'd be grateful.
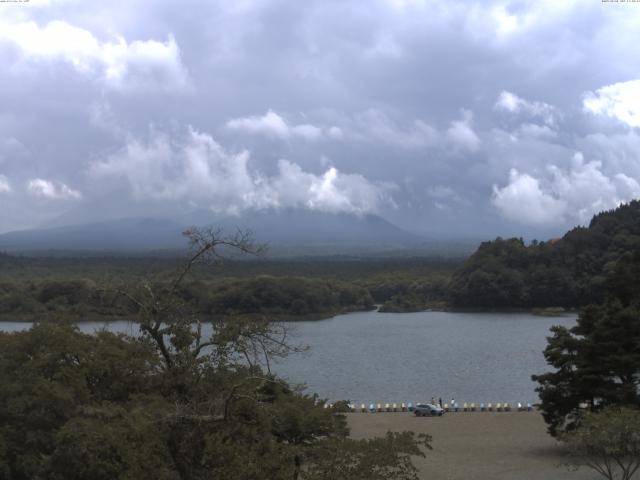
[347,411,600,480]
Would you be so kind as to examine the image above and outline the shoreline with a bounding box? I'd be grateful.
[0,306,578,324]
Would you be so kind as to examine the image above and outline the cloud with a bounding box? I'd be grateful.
[517,123,557,139]
[492,153,640,226]
[446,110,480,151]
[0,175,11,193]
[0,0,639,236]
[353,109,437,149]
[583,79,640,128]
[226,110,340,141]
[270,160,394,214]
[27,178,82,199]
[427,185,456,199]
[0,137,29,164]
[491,169,567,226]
[0,20,188,91]
[494,91,558,126]
[228,108,438,149]
[90,127,393,215]
[426,184,470,210]
[491,4,519,37]
[364,32,404,59]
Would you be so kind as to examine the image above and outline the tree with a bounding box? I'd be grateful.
[533,248,640,436]
[561,407,640,480]
[532,301,640,436]
[0,227,431,480]
[0,323,164,479]
[448,201,640,309]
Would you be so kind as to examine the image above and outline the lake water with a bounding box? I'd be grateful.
[0,311,576,406]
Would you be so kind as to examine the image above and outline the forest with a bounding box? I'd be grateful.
[0,252,457,321]
[447,200,640,309]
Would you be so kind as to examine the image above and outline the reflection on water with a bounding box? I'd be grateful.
[0,310,576,405]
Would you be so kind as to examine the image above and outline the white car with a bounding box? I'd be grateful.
[414,403,445,416]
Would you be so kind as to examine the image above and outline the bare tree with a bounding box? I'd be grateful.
[118,227,302,371]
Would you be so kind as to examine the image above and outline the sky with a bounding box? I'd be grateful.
[0,0,639,239]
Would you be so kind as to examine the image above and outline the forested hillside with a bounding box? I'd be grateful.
[448,200,640,309]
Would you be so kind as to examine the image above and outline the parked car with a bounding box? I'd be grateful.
[414,403,444,416]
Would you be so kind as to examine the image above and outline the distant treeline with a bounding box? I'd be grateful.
[0,254,459,320]
[448,200,640,309]
[186,276,375,319]
[0,277,373,321]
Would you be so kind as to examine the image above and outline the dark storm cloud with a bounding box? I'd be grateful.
[0,0,639,237]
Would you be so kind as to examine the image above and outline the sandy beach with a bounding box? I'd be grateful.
[347,411,600,480]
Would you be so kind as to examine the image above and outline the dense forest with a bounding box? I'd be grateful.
[0,276,374,321]
[448,201,640,309]
[0,253,457,321]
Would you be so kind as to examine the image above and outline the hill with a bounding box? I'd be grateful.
[447,200,640,309]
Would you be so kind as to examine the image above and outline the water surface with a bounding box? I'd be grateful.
[275,311,576,405]
[0,311,576,405]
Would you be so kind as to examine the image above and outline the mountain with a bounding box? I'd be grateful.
[0,218,187,252]
[213,209,421,245]
[447,200,640,309]
[0,209,423,254]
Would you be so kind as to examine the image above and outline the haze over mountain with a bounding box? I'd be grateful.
[0,209,438,255]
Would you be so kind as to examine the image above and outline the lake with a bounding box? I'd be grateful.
[0,310,576,406]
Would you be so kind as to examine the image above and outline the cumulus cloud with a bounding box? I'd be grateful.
[492,153,640,226]
[90,128,392,215]
[269,160,393,214]
[0,20,188,91]
[583,79,640,128]
[446,110,480,151]
[0,175,11,193]
[494,91,558,126]
[226,110,341,141]
[27,178,82,199]
[491,170,566,225]
[491,4,519,37]
[1,0,640,236]
[517,123,557,139]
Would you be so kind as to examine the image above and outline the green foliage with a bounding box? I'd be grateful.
[202,275,375,319]
[561,407,640,480]
[0,321,430,479]
[304,431,432,480]
[0,323,163,479]
[449,200,640,308]
[533,301,640,436]
[0,229,431,479]
[0,255,458,321]
[533,250,640,437]
[357,264,450,313]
